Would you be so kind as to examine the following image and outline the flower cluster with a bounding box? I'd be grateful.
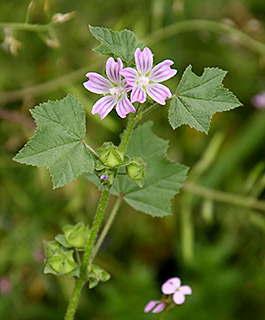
[83,47,177,119]
[144,277,192,314]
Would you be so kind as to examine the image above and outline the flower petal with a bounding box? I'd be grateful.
[179,285,192,295]
[173,292,185,305]
[116,96,136,118]
[135,47,153,75]
[144,300,159,313]
[131,85,146,103]
[122,79,133,93]
[149,60,177,83]
[91,95,117,120]
[106,57,123,84]
[83,72,113,94]
[152,303,165,314]
[120,68,138,86]
[161,277,181,294]
[146,83,172,105]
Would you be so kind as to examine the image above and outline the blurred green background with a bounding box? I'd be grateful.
[0,0,265,319]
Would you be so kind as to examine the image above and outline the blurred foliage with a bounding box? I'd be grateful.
[0,0,264,319]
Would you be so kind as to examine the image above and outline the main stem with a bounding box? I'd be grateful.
[64,114,136,320]
[64,189,109,320]
[119,113,136,150]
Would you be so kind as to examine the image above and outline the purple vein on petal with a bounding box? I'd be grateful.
[146,83,172,105]
[106,57,123,84]
[116,96,136,118]
[84,72,113,94]
[120,68,138,86]
[131,85,146,103]
[92,96,117,119]
[135,47,153,75]
[149,60,177,82]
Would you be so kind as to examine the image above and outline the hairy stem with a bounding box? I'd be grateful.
[64,189,109,320]
[64,114,137,320]
[119,113,137,151]
[183,182,265,211]
[146,19,265,56]
[91,196,122,261]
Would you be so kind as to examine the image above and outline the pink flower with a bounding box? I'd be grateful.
[161,277,192,305]
[0,276,12,296]
[83,57,136,119]
[120,47,177,105]
[144,300,165,313]
[251,91,265,109]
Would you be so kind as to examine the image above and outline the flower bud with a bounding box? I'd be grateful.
[52,12,76,24]
[87,264,110,289]
[47,249,78,275]
[126,157,146,187]
[44,240,61,258]
[62,222,90,249]
[97,142,125,167]
[44,241,79,276]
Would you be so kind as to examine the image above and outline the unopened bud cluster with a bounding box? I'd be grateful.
[96,142,146,188]
[43,222,110,288]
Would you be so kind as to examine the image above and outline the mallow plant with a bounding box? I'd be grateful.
[13,26,241,320]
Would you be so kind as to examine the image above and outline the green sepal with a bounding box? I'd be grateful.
[126,157,146,187]
[44,240,61,258]
[95,160,106,171]
[62,222,90,250]
[97,142,125,167]
[55,234,72,248]
[86,264,110,289]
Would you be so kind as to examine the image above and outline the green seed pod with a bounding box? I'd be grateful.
[97,142,125,167]
[62,222,90,249]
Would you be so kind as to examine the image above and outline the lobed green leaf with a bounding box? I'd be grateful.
[13,94,94,188]
[169,65,242,133]
[112,121,189,217]
[89,25,143,63]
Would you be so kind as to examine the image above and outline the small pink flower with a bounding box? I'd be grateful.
[252,91,265,109]
[162,277,192,305]
[0,276,12,296]
[144,300,165,313]
[100,174,110,181]
[83,57,136,119]
[121,47,177,105]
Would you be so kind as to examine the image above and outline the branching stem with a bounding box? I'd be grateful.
[91,196,122,261]
[64,114,137,320]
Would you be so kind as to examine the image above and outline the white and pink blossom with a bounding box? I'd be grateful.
[161,277,192,305]
[83,57,135,119]
[121,47,177,105]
